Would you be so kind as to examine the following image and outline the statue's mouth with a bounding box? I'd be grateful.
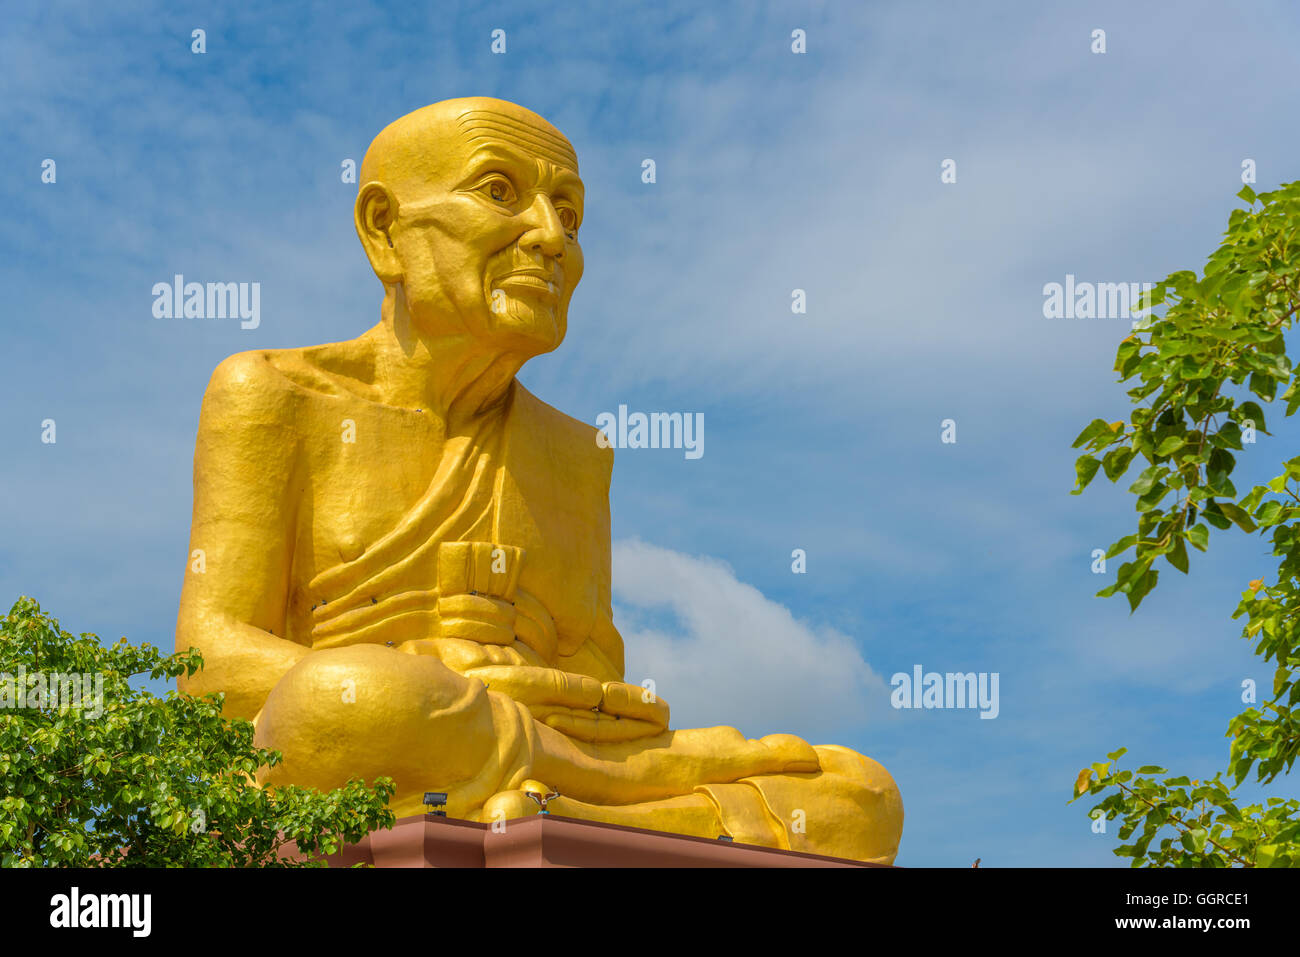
[495,270,560,303]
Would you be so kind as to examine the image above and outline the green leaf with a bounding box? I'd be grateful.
[1250,372,1278,403]
[1136,482,1168,511]
[1202,502,1232,530]
[1287,381,1300,416]
[1217,502,1257,533]
[1126,567,1159,612]
[1105,534,1138,559]
[1155,436,1185,457]
[1166,537,1189,573]
[1072,419,1112,449]
[1129,466,1162,496]
[1181,827,1208,854]
[1256,500,1283,525]
[1102,446,1136,481]
[1236,401,1267,435]
[1072,455,1102,494]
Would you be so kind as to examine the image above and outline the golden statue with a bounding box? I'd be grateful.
[175,97,903,863]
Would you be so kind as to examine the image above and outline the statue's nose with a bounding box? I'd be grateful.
[519,195,566,258]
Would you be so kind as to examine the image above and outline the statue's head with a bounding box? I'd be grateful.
[355,97,584,360]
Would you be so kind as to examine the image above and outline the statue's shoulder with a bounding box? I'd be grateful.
[204,349,282,405]
[195,352,301,467]
[202,348,307,415]
[510,382,613,480]
[205,340,363,410]
[207,348,274,389]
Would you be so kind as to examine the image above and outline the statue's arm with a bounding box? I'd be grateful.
[582,441,626,679]
[548,444,672,733]
[175,352,309,719]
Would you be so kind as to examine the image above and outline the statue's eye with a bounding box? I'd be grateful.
[556,205,579,233]
[481,177,516,205]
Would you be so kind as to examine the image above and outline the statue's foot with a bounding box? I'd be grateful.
[481,787,541,822]
[480,784,724,837]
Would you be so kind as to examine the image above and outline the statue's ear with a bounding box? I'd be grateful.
[354,181,402,283]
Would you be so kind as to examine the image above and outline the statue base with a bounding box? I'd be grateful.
[298,813,890,868]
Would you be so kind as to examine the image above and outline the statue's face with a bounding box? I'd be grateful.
[389,107,584,357]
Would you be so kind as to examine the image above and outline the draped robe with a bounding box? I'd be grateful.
[185,346,903,863]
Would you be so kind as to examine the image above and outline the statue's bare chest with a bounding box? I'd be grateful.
[294,396,450,574]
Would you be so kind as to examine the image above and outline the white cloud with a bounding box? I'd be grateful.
[613,538,889,740]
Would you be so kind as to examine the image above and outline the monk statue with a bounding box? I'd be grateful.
[175,97,904,863]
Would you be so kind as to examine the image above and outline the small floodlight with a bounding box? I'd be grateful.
[423,791,448,817]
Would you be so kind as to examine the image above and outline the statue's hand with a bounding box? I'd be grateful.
[435,592,516,645]
[396,635,537,670]
[452,666,670,744]
[528,679,671,743]
[598,680,670,731]
[429,588,558,664]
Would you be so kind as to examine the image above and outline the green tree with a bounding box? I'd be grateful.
[0,596,395,866]
[1068,182,1300,866]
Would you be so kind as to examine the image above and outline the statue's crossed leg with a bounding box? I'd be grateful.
[255,643,902,862]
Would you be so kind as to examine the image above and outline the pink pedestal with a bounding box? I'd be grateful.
[296,813,890,868]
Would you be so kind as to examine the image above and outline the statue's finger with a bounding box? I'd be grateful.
[542,710,663,743]
[464,665,602,709]
[599,681,670,727]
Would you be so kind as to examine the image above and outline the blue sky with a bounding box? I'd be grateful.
[3,0,1299,866]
